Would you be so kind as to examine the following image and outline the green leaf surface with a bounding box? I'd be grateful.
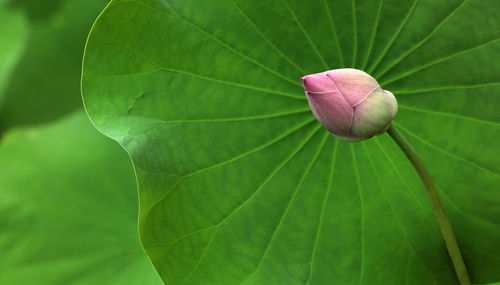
[0,112,162,285]
[0,0,104,131]
[0,4,27,103]
[82,0,500,284]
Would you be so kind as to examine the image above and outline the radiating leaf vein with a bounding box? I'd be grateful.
[122,0,302,87]
[130,109,312,125]
[363,142,439,285]
[281,0,329,70]
[143,118,317,217]
[367,0,419,74]
[351,0,358,68]
[243,129,329,281]
[399,105,500,127]
[306,138,339,285]
[394,82,500,94]
[351,144,365,285]
[375,0,470,79]
[227,0,307,74]
[374,137,430,217]
[184,125,323,281]
[382,37,500,86]
[321,0,345,67]
[361,0,384,70]
[394,121,500,178]
[110,39,306,100]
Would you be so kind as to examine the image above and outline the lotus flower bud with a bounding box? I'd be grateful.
[301,68,398,142]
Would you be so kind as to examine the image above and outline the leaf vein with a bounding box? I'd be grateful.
[399,105,500,127]
[306,138,339,284]
[382,37,500,86]
[375,0,470,79]
[351,144,365,285]
[281,0,329,70]
[393,121,500,178]
[322,0,345,67]
[374,137,430,218]
[362,142,439,285]
[131,109,311,124]
[123,0,302,87]
[143,119,316,218]
[227,0,307,74]
[351,0,358,68]
[110,39,305,100]
[361,0,384,70]
[367,0,418,74]
[184,124,323,281]
[244,128,328,280]
[395,82,500,94]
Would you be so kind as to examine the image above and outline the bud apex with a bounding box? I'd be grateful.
[301,68,398,142]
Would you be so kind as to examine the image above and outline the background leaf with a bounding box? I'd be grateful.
[0,111,162,285]
[0,0,105,132]
[0,3,27,103]
[82,0,500,284]
[7,0,66,21]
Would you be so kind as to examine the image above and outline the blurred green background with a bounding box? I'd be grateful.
[0,0,162,283]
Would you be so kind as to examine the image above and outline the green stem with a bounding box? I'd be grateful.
[386,124,470,285]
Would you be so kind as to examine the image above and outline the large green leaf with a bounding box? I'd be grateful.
[82,0,500,283]
[0,0,104,131]
[0,112,162,284]
[0,4,27,103]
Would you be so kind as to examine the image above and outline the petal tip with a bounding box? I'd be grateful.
[301,74,334,93]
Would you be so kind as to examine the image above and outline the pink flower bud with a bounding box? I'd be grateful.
[301,68,398,142]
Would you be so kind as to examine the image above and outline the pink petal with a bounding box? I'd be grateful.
[325,69,379,106]
[306,90,352,135]
[301,73,335,93]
